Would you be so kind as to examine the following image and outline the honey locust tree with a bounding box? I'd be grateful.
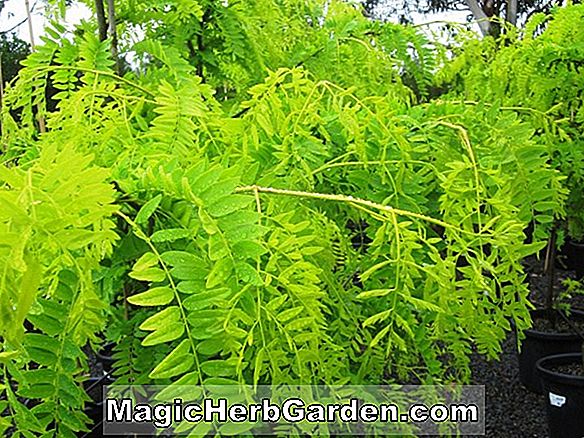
[0,0,568,436]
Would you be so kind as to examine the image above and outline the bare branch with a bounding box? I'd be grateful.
[463,0,491,35]
[23,0,35,48]
[506,0,518,25]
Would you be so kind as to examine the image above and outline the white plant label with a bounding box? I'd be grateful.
[549,392,566,408]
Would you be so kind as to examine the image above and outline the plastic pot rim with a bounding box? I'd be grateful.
[536,353,584,387]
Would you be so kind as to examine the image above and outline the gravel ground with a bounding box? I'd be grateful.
[470,332,548,437]
[468,254,583,438]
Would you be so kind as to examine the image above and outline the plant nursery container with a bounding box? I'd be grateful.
[517,309,584,393]
[537,353,584,438]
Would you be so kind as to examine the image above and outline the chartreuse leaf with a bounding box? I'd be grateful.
[160,250,200,266]
[138,305,185,346]
[136,194,163,224]
[356,289,391,299]
[363,310,392,328]
[277,306,304,322]
[139,307,181,331]
[129,252,165,282]
[206,258,232,288]
[149,339,193,379]
[127,287,174,306]
[9,257,42,342]
[142,323,184,346]
[200,360,236,377]
[155,372,202,401]
[151,228,190,242]
[130,268,166,282]
[182,288,231,311]
[404,296,443,313]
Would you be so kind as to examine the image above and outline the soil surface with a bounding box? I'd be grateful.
[550,362,584,377]
[531,312,584,334]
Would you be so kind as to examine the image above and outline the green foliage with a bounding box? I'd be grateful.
[437,4,584,239]
[0,143,117,436]
[0,1,578,436]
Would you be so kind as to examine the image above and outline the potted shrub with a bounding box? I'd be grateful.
[536,282,584,438]
[518,233,584,393]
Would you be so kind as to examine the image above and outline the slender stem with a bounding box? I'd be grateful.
[545,227,557,328]
[545,227,556,310]
[311,159,439,176]
[24,0,36,50]
[236,185,482,236]
[428,99,552,117]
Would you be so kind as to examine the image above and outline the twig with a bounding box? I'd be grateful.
[236,184,484,236]
[3,1,39,36]
[0,16,28,35]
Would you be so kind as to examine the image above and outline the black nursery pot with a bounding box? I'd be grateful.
[517,309,584,394]
[537,353,584,438]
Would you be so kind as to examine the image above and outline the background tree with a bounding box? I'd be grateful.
[0,0,32,88]
[362,0,574,35]
[0,33,31,87]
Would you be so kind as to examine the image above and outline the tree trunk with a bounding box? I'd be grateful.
[24,0,36,49]
[506,0,518,25]
[106,0,121,74]
[464,0,491,36]
[95,0,108,42]
[24,0,46,133]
